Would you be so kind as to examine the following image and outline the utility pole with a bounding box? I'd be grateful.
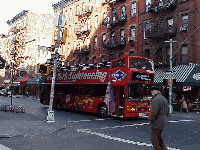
[165,39,177,114]
[46,0,64,122]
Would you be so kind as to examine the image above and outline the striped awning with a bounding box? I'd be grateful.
[155,64,200,85]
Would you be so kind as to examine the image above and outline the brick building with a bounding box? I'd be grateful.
[53,0,200,102]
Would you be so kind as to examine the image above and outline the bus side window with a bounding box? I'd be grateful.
[75,85,79,95]
[84,85,93,97]
[80,86,83,95]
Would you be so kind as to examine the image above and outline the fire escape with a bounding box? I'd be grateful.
[73,3,93,55]
[102,0,127,52]
[148,0,177,66]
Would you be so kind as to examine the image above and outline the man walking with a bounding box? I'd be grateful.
[149,86,169,150]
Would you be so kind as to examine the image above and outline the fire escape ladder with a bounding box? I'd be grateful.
[153,10,167,37]
[154,42,165,64]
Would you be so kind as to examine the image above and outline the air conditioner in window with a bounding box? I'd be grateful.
[180,26,188,31]
[128,37,134,42]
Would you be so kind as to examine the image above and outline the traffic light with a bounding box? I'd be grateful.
[163,78,169,85]
[46,66,53,75]
[38,64,47,75]
[163,78,176,85]
[172,78,176,85]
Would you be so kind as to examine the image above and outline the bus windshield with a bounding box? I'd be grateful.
[130,58,154,71]
[127,82,152,102]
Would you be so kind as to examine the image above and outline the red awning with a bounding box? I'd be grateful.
[16,78,31,83]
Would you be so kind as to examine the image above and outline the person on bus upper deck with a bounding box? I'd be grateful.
[149,86,169,150]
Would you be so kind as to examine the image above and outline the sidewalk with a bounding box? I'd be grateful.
[0,95,65,139]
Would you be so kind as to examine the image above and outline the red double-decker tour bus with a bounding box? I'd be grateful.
[40,56,154,118]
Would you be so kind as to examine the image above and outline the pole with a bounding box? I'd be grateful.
[46,0,64,122]
[165,39,177,114]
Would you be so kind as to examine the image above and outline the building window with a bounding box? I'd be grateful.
[166,47,170,63]
[145,0,151,12]
[67,43,70,54]
[95,15,98,28]
[112,8,116,23]
[69,25,72,36]
[181,15,188,29]
[120,29,125,43]
[79,58,82,65]
[93,56,96,64]
[87,17,91,30]
[67,60,70,66]
[145,49,150,58]
[144,22,151,39]
[131,1,136,17]
[95,0,99,7]
[101,55,105,63]
[109,53,114,62]
[70,8,73,18]
[129,51,134,56]
[75,5,78,15]
[102,33,106,45]
[130,26,135,40]
[72,59,75,66]
[94,35,97,49]
[85,57,89,64]
[121,5,126,20]
[167,19,173,33]
[119,53,124,58]
[82,2,86,13]
[181,46,187,63]
[65,10,67,19]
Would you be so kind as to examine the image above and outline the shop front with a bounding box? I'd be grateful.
[155,64,200,111]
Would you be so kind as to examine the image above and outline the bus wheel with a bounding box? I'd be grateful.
[56,100,62,110]
[98,104,107,118]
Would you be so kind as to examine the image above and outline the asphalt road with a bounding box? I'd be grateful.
[0,96,200,150]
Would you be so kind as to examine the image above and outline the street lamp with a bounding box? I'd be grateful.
[165,39,177,114]
[46,0,65,122]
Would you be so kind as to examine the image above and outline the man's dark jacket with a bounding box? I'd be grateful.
[149,92,169,129]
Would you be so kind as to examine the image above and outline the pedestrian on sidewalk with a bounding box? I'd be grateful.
[180,95,189,113]
[149,86,169,150]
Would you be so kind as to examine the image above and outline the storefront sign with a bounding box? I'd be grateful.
[183,86,191,91]
[193,73,200,80]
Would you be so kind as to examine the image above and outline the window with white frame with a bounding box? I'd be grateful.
[87,17,91,30]
[65,10,67,19]
[145,0,151,12]
[69,25,72,36]
[181,15,188,28]
[70,8,73,18]
[120,29,125,42]
[121,5,126,19]
[94,35,97,49]
[112,8,116,22]
[102,33,106,44]
[167,18,173,32]
[95,15,98,28]
[101,55,105,63]
[144,22,151,39]
[82,2,86,13]
[95,0,99,7]
[74,42,77,50]
[181,46,187,63]
[93,56,96,64]
[67,43,70,54]
[131,1,136,17]
[76,5,79,15]
[130,26,135,40]
[75,23,77,32]
[72,59,75,66]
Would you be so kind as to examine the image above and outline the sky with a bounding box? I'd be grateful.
[0,0,60,35]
